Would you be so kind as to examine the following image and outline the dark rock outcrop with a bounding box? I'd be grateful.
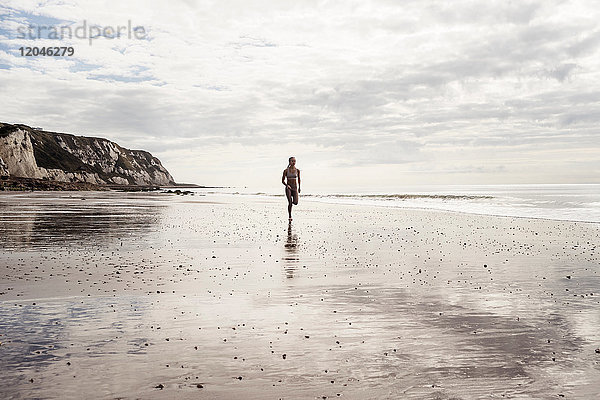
[0,123,175,186]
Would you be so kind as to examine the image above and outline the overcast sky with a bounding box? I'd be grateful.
[1,0,599,191]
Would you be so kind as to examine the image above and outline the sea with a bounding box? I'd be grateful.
[189,184,600,224]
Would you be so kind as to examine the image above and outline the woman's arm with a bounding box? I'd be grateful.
[282,170,289,188]
[297,169,301,193]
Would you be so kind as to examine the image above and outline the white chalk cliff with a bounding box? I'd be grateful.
[0,123,175,186]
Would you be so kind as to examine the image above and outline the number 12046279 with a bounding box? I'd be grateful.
[19,47,75,56]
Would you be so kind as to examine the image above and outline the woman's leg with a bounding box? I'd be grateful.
[286,186,293,219]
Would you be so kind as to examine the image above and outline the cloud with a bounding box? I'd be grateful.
[0,0,599,188]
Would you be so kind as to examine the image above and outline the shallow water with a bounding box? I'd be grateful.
[0,192,599,399]
[207,183,600,223]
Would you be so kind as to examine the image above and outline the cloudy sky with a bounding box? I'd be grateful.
[1,0,599,191]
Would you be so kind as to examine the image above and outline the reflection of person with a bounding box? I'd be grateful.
[285,221,298,249]
[283,222,299,278]
[282,156,301,221]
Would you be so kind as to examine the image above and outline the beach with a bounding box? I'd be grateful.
[0,191,599,399]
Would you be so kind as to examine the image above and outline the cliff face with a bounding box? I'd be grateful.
[0,123,175,186]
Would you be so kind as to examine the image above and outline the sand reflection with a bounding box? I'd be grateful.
[1,192,599,399]
[0,192,164,249]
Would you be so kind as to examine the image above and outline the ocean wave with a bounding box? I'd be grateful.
[247,193,493,200]
[305,193,494,200]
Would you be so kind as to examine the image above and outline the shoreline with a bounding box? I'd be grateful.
[176,190,600,225]
[0,176,225,192]
[2,187,599,225]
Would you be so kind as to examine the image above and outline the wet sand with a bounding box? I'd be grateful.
[0,191,599,399]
